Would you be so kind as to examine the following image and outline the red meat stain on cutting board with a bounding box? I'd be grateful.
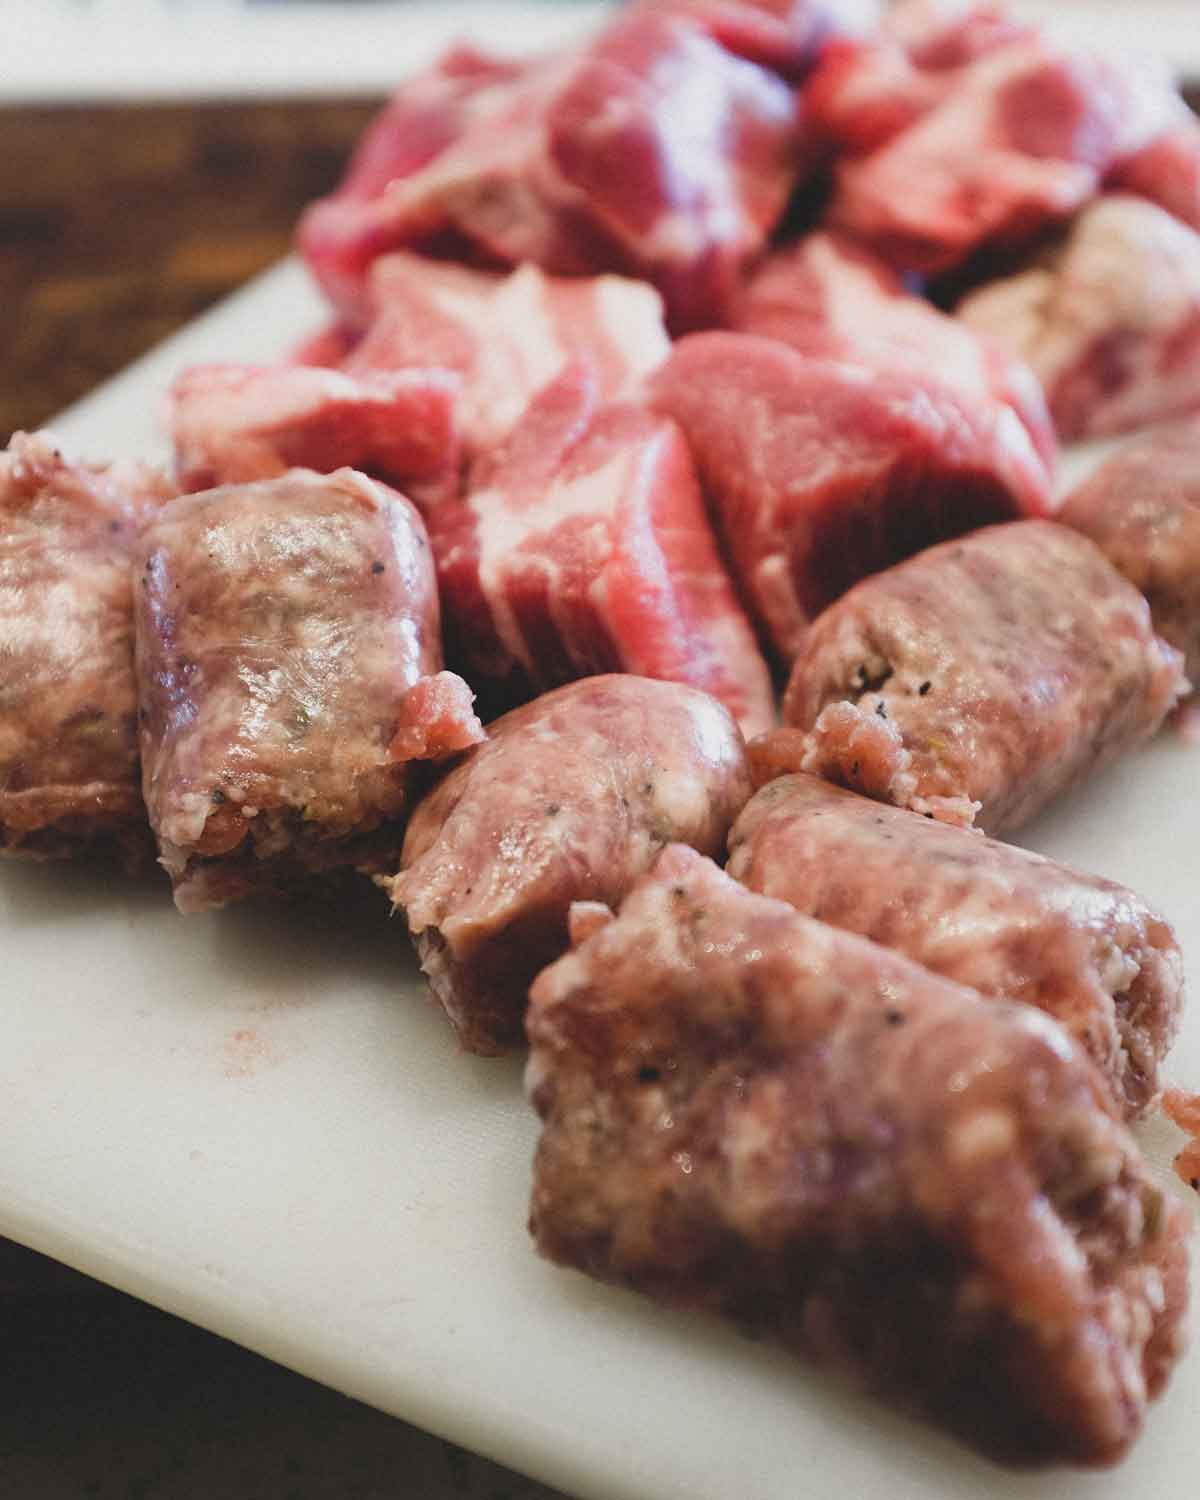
[221,1027,288,1080]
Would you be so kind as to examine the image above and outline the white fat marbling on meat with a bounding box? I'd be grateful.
[595,276,671,382]
[471,447,636,678]
[960,196,1200,439]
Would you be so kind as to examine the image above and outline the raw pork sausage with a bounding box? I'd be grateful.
[783,521,1185,832]
[727,774,1183,1117]
[1,432,172,862]
[135,468,482,911]
[1059,420,1200,696]
[388,675,752,1053]
[527,845,1190,1467]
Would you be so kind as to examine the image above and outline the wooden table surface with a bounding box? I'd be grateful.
[1,99,565,1500]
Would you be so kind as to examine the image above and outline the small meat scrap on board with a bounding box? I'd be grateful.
[168,361,462,509]
[824,34,1172,274]
[0,432,173,864]
[649,331,1052,661]
[299,11,803,331]
[783,520,1185,833]
[632,0,879,79]
[1059,420,1200,696]
[727,774,1184,1119]
[351,253,670,463]
[526,845,1190,1467]
[429,364,775,737]
[732,230,1056,464]
[387,676,752,1054]
[134,469,483,913]
[958,196,1200,442]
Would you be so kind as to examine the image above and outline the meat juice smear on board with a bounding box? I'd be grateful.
[5,0,1200,1472]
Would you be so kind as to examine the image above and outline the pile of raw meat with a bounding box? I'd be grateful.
[5,0,1200,1472]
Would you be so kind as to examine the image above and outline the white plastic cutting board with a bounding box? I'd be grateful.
[4,16,1200,1487]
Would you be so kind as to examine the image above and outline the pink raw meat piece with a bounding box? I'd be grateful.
[1112,117,1200,235]
[173,256,669,510]
[631,0,879,79]
[297,44,534,320]
[298,13,802,331]
[804,3,1034,158]
[350,252,670,459]
[429,364,775,738]
[804,37,948,155]
[827,36,1174,273]
[733,229,1056,466]
[882,0,1033,69]
[288,324,357,368]
[167,362,462,508]
[390,671,488,761]
[958,194,1200,441]
[649,330,1053,659]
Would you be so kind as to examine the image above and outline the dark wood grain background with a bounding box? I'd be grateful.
[0,98,564,1500]
[0,99,377,444]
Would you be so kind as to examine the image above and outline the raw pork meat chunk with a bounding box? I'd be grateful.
[299,13,802,330]
[959,195,1200,441]
[388,676,752,1054]
[826,37,1170,273]
[168,361,462,508]
[803,1,1035,158]
[353,253,670,459]
[173,257,670,510]
[633,0,879,78]
[783,520,1185,833]
[733,230,1056,463]
[527,845,1190,1467]
[649,332,1052,659]
[135,469,483,913]
[727,774,1183,1118]
[1059,419,1200,691]
[1,432,172,862]
[429,364,775,736]
[1114,118,1200,234]
[295,43,531,321]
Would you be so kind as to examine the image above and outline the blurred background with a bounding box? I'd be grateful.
[1,2,1197,1496]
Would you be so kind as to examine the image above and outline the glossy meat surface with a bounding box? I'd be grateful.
[727,774,1183,1118]
[1059,419,1200,691]
[430,365,775,735]
[783,520,1185,832]
[168,361,462,509]
[649,332,1052,659]
[388,676,752,1054]
[0,432,172,862]
[298,15,802,331]
[959,196,1200,442]
[135,469,482,912]
[826,39,1164,273]
[527,845,1190,1467]
[733,230,1056,464]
